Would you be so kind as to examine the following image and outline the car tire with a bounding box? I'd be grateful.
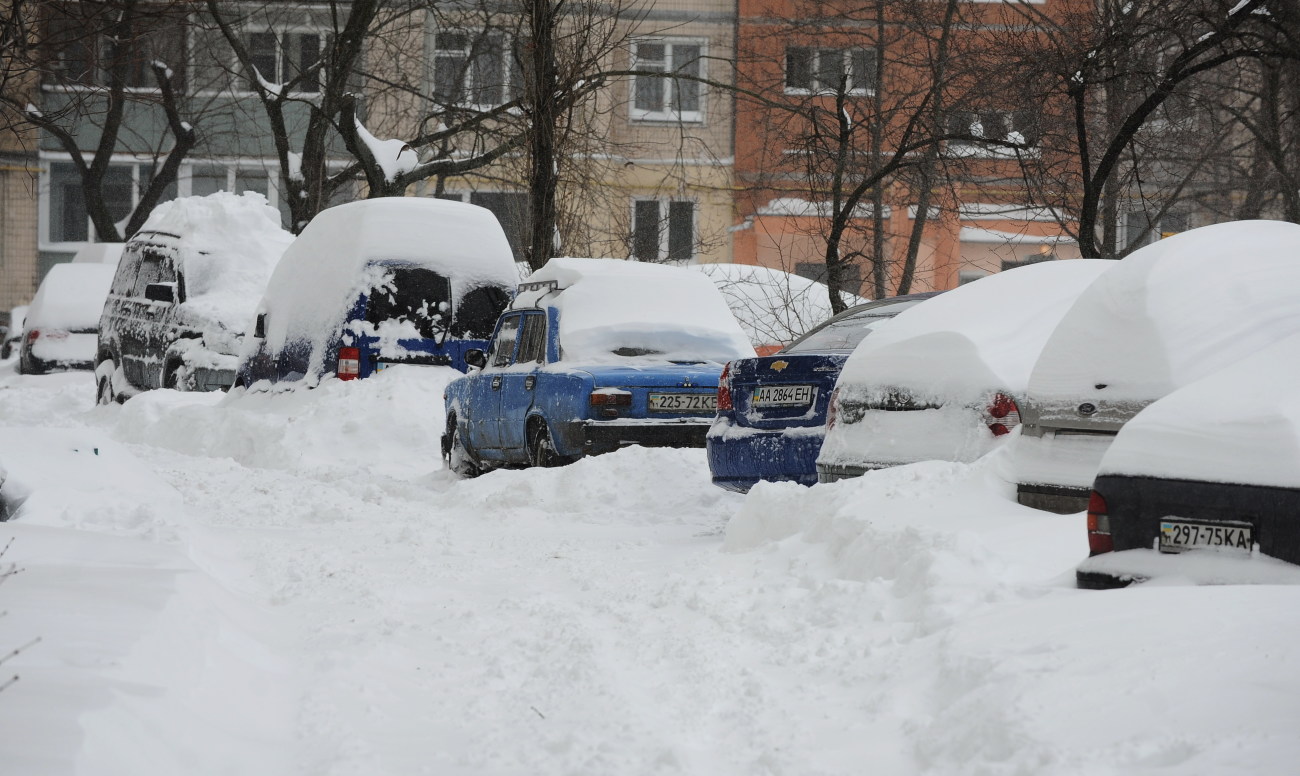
[527,420,571,468]
[95,359,121,406]
[447,418,481,478]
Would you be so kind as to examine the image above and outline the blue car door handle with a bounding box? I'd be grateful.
[525,376,536,391]
[491,375,502,390]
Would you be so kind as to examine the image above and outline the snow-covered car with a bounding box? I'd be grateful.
[1,305,26,360]
[236,197,517,389]
[695,262,865,355]
[96,193,293,403]
[706,294,936,493]
[442,257,755,474]
[20,264,116,375]
[1077,331,1300,589]
[1012,220,1300,514]
[816,259,1112,482]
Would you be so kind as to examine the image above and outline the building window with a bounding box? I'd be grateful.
[785,47,875,95]
[1123,210,1187,250]
[632,200,694,263]
[946,110,1039,146]
[432,31,521,108]
[631,40,703,123]
[244,30,325,92]
[43,4,187,91]
[42,158,290,248]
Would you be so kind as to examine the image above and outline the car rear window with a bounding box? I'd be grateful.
[452,284,511,339]
[365,267,452,340]
[784,299,924,353]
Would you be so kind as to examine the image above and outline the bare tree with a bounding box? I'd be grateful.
[0,0,197,242]
[1008,0,1295,258]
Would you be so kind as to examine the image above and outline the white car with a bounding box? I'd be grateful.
[19,264,116,375]
[816,259,1111,481]
[1012,220,1300,513]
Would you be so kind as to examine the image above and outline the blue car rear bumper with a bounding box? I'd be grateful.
[706,427,826,493]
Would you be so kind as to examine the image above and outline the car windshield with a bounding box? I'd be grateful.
[365,267,452,340]
[785,299,924,353]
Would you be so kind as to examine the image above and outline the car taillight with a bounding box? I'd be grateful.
[717,362,733,411]
[589,391,631,406]
[26,329,39,343]
[337,347,360,381]
[1086,490,1113,556]
[986,392,1020,436]
[826,387,840,430]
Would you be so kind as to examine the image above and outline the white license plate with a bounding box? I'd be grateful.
[648,392,717,412]
[1158,519,1253,554]
[753,384,814,407]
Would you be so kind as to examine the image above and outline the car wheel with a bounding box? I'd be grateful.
[527,420,570,468]
[95,359,120,406]
[447,419,481,478]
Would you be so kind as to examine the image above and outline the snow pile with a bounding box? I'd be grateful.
[253,198,518,378]
[136,192,293,327]
[1098,330,1300,487]
[521,258,755,363]
[694,262,863,348]
[5,355,1300,772]
[26,263,116,332]
[104,365,457,482]
[818,259,1111,467]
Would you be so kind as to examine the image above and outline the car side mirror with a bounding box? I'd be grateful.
[464,348,487,369]
[254,313,267,339]
[144,282,177,304]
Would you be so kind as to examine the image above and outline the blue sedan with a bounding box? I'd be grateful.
[442,258,755,474]
[706,294,938,492]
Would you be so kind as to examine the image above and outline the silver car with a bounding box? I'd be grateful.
[1012,220,1300,513]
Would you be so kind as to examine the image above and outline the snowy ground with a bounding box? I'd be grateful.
[1,360,1298,775]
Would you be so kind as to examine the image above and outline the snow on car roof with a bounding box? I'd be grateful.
[255,197,519,361]
[134,192,294,326]
[692,263,867,348]
[835,259,1112,401]
[1098,330,1300,489]
[517,257,755,364]
[26,263,117,331]
[1028,220,1300,404]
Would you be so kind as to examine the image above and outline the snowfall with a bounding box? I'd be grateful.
[2,360,1299,776]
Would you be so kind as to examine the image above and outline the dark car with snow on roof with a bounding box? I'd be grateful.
[441,257,755,474]
[706,294,936,493]
[95,193,293,403]
[1077,331,1300,589]
[234,197,517,389]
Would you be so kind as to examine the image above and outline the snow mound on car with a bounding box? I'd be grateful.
[1028,219,1300,405]
[521,258,755,364]
[137,192,294,327]
[1098,330,1300,488]
[835,259,1112,406]
[252,197,518,380]
[26,263,116,331]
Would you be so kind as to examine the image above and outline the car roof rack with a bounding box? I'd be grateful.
[516,279,560,294]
